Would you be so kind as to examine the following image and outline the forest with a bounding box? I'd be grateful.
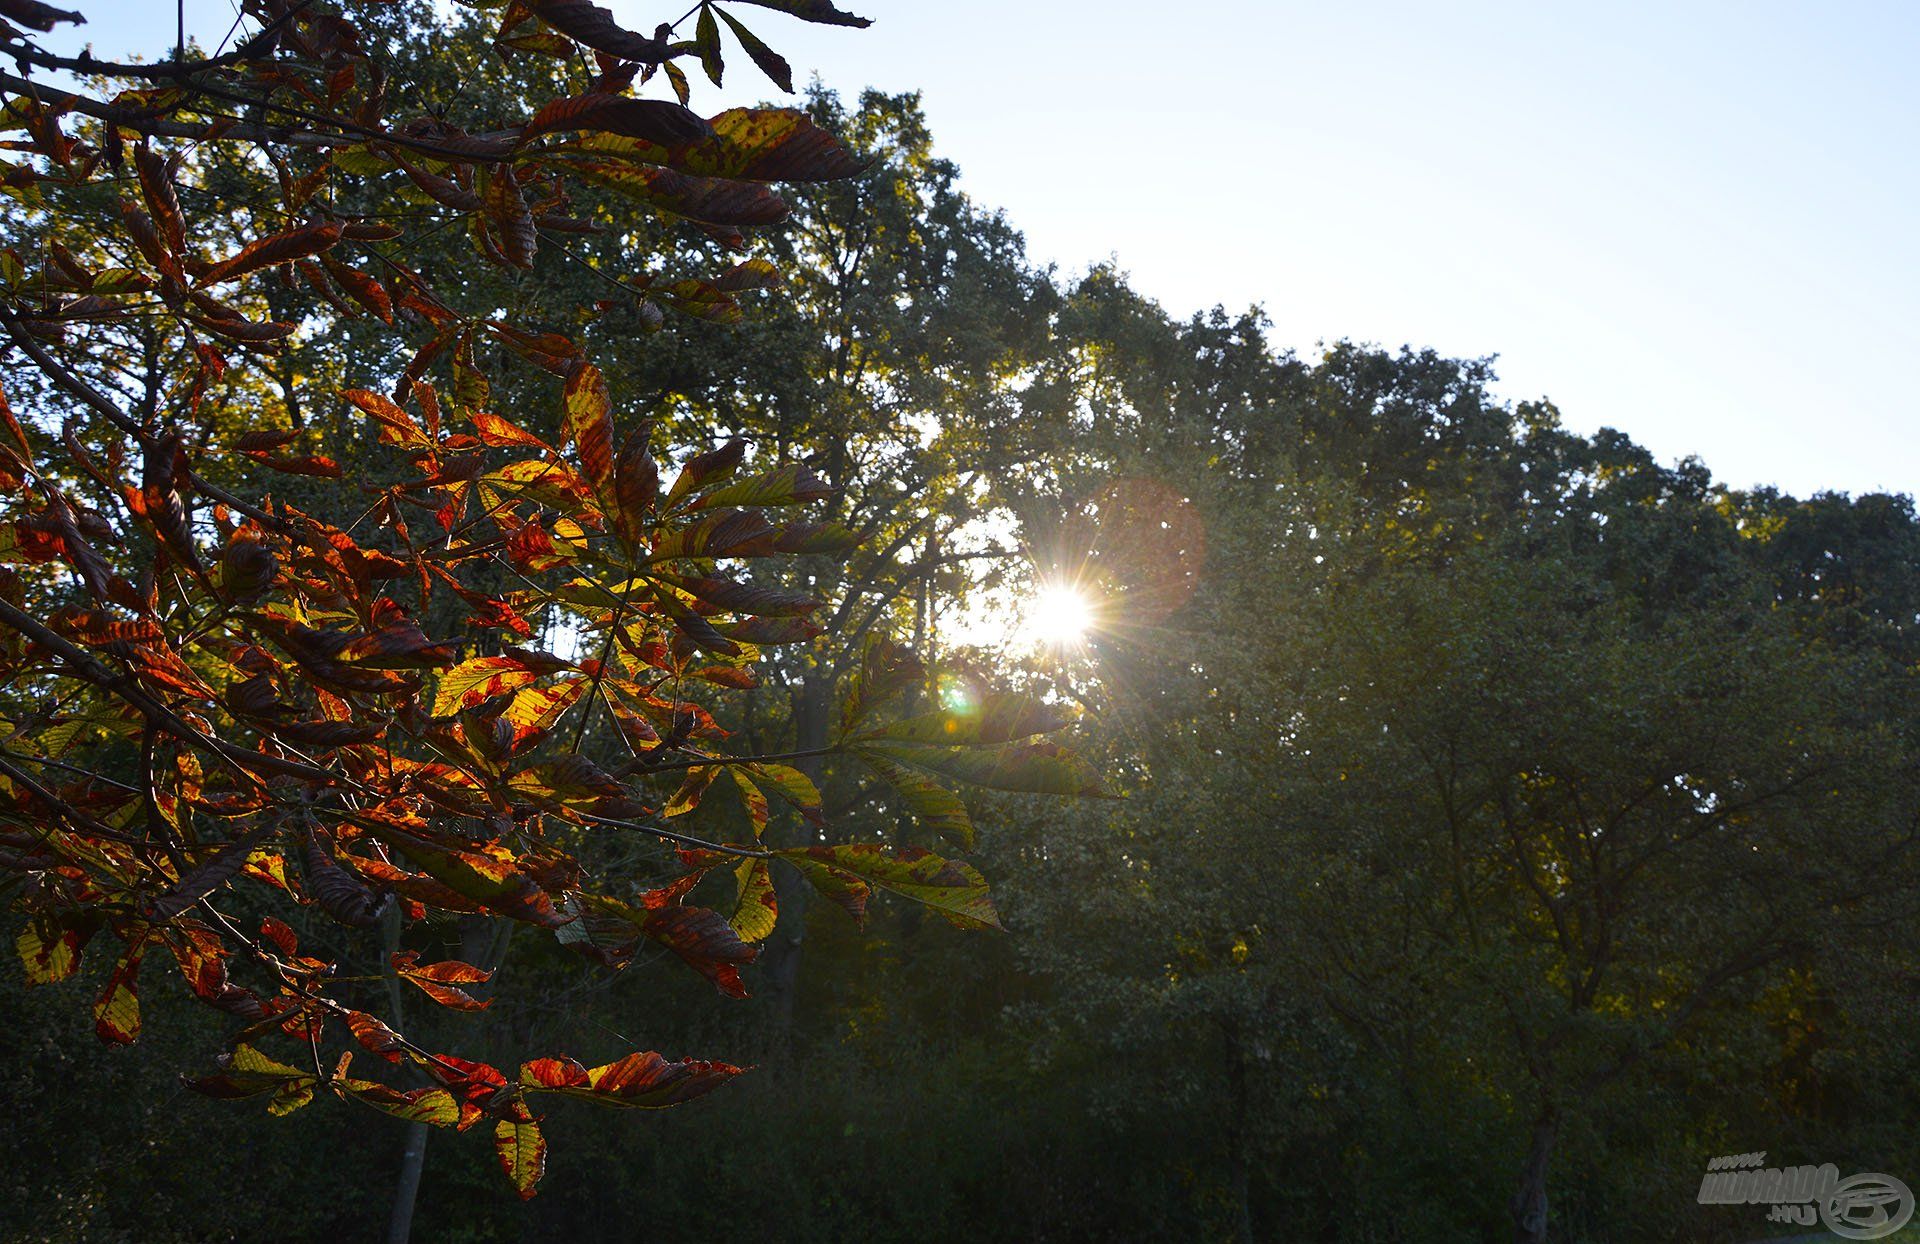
[0,2,1916,1243]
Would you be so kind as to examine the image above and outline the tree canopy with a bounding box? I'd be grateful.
[2,5,1916,1244]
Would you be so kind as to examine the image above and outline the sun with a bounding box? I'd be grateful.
[1024,583,1094,648]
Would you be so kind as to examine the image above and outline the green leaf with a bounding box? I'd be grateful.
[777,843,1001,930]
[716,8,793,92]
[841,634,923,732]
[736,761,823,826]
[861,739,1113,798]
[649,509,779,561]
[184,1044,317,1116]
[688,462,831,510]
[728,858,777,941]
[850,747,973,848]
[695,4,724,86]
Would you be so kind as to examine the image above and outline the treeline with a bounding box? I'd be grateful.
[4,24,1918,1244]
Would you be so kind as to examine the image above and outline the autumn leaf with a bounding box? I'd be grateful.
[779,843,1001,931]
[391,950,494,1012]
[434,655,544,715]
[495,1117,547,1199]
[519,1050,745,1108]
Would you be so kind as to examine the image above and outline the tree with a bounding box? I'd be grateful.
[0,0,1102,1206]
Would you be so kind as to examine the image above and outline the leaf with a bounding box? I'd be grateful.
[17,915,90,984]
[93,934,149,1044]
[729,0,870,27]
[861,739,1113,798]
[343,388,430,450]
[509,754,629,812]
[716,8,793,92]
[728,859,777,942]
[660,573,821,617]
[573,893,756,996]
[527,0,671,62]
[478,458,592,512]
[147,826,271,923]
[770,520,861,555]
[713,615,821,645]
[434,655,542,716]
[777,851,868,924]
[565,160,788,227]
[362,824,569,928]
[338,621,460,669]
[664,438,746,509]
[850,747,973,847]
[641,904,756,997]
[200,222,344,285]
[392,950,494,1012]
[649,508,778,561]
[495,1118,547,1199]
[519,1050,744,1108]
[574,108,865,182]
[736,762,823,826]
[694,4,724,86]
[470,410,553,451]
[778,843,1001,930]
[346,1010,406,1063]
[303,833,386,928]
[481,164,536,268]
[729,767,771,835]
[841,634,923,732]
[522,93,712,146]
[0,0,85,32]
[183,1044,316,1116]
[564,361,615,514]
[688,462,831,511]
[663,764,720,817]
[503,678,590,732]
[338,1079,460,1127]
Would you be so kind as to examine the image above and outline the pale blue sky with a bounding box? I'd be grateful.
[45,2,1919,496]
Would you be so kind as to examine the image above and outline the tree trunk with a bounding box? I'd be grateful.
[758,671,832,1055]
[385,1122,430,1244]
[1225,1026,1255,1244]
[383,905,428,1244]
[384,913,515,1243]
[1509,1108,1558,1244]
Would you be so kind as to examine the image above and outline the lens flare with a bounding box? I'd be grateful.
[1024,584,1094,648]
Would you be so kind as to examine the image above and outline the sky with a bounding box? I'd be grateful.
[41,1,1919,497]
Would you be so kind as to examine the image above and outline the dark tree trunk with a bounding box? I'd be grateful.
[1225,1028,1255,1244]
[385,1123,430,1244]
[1509,1108,1558,1244]
[383,905,428,1244]
[758,671,832,1055]
[385,914,513,1243]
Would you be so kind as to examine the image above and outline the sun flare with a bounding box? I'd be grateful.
[1024,584,1095,648]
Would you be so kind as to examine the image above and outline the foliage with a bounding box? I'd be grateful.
[0,0,1103,1200]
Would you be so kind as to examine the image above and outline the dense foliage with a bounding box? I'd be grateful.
[0,0,1106,1214]
[3,5,1917,1244]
